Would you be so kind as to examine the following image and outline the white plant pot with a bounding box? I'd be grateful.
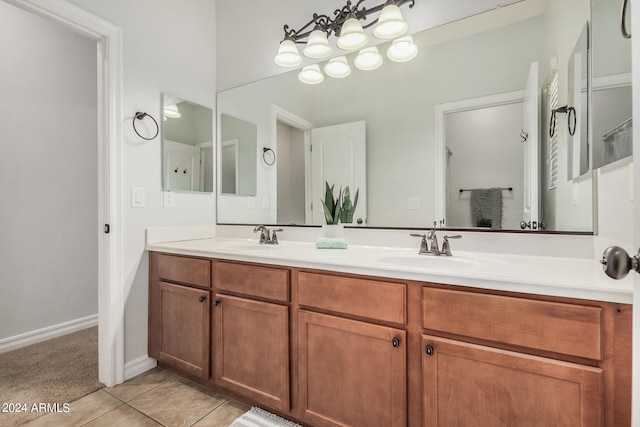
[322,224,344,239]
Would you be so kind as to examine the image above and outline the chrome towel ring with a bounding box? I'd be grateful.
[133,112,159,140]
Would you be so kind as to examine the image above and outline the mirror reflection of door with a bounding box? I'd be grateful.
[221,139,238,194]
[310,121,367,226]
[276,122,306,224]
[446,102,524,230]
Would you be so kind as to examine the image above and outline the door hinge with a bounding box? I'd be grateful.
[104,224,110,234]
[310,145,313,152]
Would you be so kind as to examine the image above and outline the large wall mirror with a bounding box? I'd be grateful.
[162,94,214,193]
[591,0,632,170]
[216,0,619,233]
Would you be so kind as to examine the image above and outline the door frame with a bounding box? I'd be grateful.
[434,90,525,226]
[271,105,315,223]
[6,0,124,387]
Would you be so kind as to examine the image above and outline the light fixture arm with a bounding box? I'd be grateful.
[280,0,415,44]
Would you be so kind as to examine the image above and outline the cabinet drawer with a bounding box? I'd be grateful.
[422,288,603,360]
[298,271,406,325]
[214,261,289,303]
[155,253,211,288]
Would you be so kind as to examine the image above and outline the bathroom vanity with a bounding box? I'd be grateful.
[147,238,632,427]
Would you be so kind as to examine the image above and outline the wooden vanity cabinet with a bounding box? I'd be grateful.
[297,271,408,427]
[148,253,631,427]
[420,286,632,427]
[212,261,291,412]
[148,253,211,379]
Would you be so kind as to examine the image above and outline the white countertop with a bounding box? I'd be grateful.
[145,237,634,304]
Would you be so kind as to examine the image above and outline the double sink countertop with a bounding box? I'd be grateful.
[145,237,634,304]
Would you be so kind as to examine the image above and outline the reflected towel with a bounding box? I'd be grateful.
[470,188,503,229]
[316,237,348,249]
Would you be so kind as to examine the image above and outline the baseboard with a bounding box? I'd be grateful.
[124,355,157,381]
[0,314,98,353]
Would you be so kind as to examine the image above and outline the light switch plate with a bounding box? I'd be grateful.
[131,187,145,208]
[164,191,176,208]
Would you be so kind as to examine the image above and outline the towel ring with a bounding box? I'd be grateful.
[549,106,576,138]
[263,147,276,166]
[133,112,159,140]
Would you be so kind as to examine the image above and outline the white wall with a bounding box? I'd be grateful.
[0,1,98,340]
[66,0,216,364]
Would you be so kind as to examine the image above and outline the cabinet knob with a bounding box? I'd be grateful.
[391,337,400,348]
[198,295,206,303]
[213,299,221,307]
[425,344,434,356]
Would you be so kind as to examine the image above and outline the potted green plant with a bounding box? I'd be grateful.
[321,182,359,238]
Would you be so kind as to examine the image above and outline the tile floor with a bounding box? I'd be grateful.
[24,367,250,427]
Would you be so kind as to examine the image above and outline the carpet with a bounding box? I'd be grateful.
[230,407,304,427]
[0,326,103,426]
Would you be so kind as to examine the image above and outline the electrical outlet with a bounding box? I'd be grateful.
[262,195,270,209]
[248,197,255,209]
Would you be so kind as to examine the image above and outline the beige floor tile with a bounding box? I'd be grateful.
[193,400,251,427]
[128,377,226,427]
[83,404,162,426]
[104,367,174,402]
[23,389,123,427]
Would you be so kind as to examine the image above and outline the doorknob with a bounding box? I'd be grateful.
[601,246,640,279]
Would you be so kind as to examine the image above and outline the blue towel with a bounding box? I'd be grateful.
[315,237,348,249]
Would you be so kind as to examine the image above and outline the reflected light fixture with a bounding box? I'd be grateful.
[324,56,352,78]
[164,104,181,119]
[274,0,415,62]
[298,64,325,84]
[386,35,418,62]
[354,46,384,70]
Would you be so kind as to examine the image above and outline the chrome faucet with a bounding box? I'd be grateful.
[253,225,283,244]
[410,230,462,256]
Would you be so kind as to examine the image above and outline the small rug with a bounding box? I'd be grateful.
[230,407,304,427]
[0,326,103,426]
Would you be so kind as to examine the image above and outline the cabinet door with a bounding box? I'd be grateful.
[422,335,603,427]
[298,311,406,427]
[152,282,210,379]
[214,295,290,411]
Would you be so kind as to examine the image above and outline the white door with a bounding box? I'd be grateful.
[522,62,540,229]
[310,121,367,225]
[165,140,200,192]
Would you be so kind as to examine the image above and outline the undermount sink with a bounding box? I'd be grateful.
[216,240,282,252]
[368,251,486,272]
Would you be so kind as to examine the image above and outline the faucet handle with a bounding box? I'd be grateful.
[271,229,284,244]
[410,233,429,254]
[441,235,462,256]
[253,225,270,244]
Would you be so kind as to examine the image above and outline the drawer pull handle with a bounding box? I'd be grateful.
[391,337,400,348]
[198,295,206,303]
[213,299,221,307]
[425,344,434,356]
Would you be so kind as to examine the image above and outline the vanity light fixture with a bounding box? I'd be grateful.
[386,35,418,62]
[324,56,352,78]
[298,64,325,84]
[274,0,415,66]
[354,46,384,70]
[164,104,181,119]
